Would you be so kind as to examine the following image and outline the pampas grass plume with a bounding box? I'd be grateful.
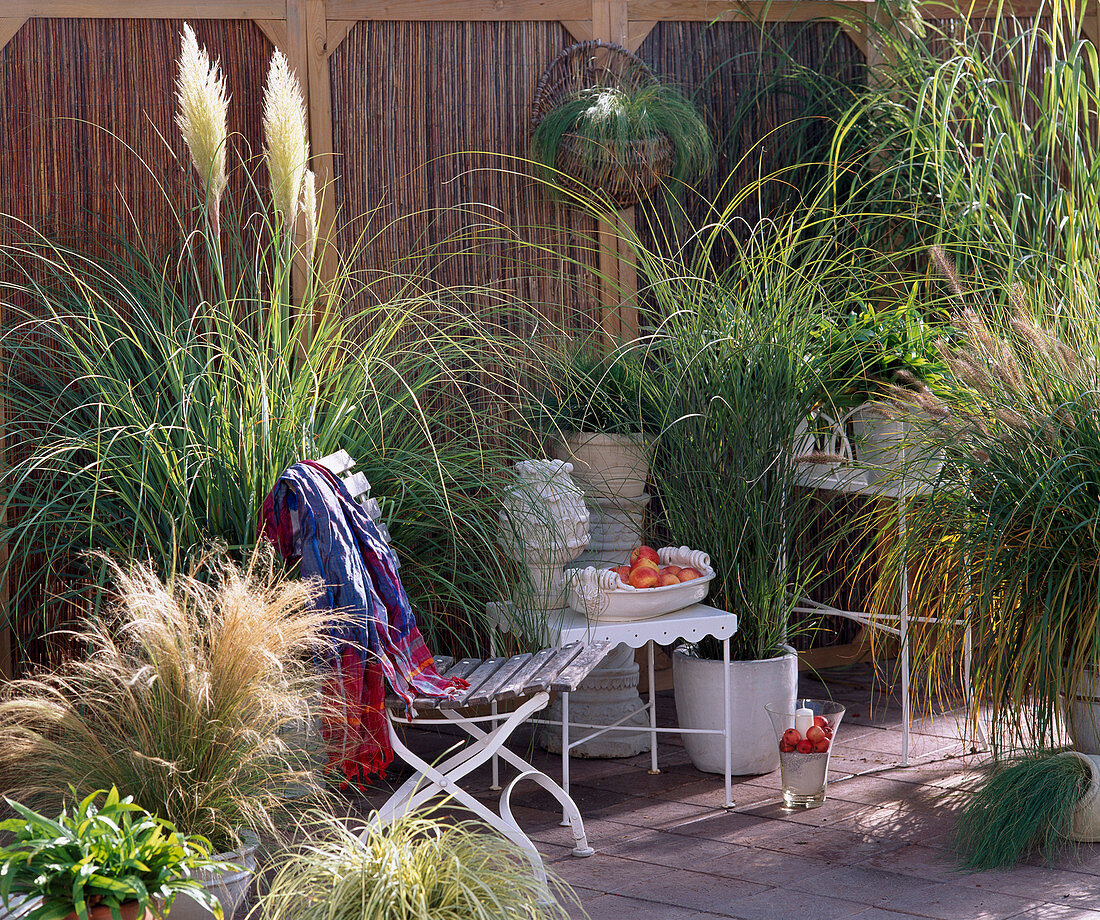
[263,50,309,229]
[176,24,229,230]
[302,169,318,265]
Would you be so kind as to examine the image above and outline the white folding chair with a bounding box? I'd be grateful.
[314,451,605,883]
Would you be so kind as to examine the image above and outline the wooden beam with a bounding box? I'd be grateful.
[0,18,28,55]
[254,18,289,56]
[328,0,588,18]
[303,0,342,302]
[9,1,285,15]
[626,19,655,50]
[560,19,594,41]
[628,0,875,21]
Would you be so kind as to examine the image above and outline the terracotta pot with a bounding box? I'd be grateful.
[552,432,649,500]
[62,901,154,920]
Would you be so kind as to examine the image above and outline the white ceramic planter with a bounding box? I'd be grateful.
[850,404,943,486]
[1066,751,1100,842]
[168,840,258,920]
[553,432,649,500]
[672,644,798,776]
[1066,667,1100,755]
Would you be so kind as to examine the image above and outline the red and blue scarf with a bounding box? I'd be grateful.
[260,460,466,786]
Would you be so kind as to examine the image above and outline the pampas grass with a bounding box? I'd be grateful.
[955,752,1090,870]
[0,549,332,852]
[263,48,308,230]
[258,810,581,920]
[175,24,228,232]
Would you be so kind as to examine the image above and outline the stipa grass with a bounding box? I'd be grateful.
[955,751,1090,870]
[0,549,333,852]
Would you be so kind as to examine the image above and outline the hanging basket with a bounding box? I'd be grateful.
[532,40,675,208]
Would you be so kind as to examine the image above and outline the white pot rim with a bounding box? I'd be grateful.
[673,643,796,665]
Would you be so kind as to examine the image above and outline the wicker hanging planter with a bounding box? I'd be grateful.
[531,41,710,209]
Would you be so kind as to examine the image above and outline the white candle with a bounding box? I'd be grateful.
[795,707,815,736]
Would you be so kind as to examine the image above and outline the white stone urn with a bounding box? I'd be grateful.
[498,459,590,612]
[168,836,258,920]
[673,643,798,775]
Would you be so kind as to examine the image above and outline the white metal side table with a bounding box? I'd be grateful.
[494,603,739,809]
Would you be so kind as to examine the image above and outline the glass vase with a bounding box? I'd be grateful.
[764,698,846,808]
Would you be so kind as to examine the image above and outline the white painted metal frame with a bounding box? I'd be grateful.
[493,603,739,810]
[370,692,594,886]
[792,411,986,765]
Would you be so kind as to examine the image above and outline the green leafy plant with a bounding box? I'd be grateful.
[0,550,332,853]
[531,82,714,194]
[0,787,231,920]
[257,810,581,920]
[809,293,953,412]
[955,752,1090,870]
[531,343,658,437]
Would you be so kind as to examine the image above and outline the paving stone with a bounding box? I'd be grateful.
[615,867,772,913]
[876,880,1036,918]
[724,888,876,920]
[783,865,950,907]
[693,843,835,886]
[570,892,731,919]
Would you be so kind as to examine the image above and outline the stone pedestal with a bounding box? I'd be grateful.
[542,641,650,757]
[574,492,651,570]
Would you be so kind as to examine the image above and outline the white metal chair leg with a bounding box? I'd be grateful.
[501,769,594,858]
[490,700,501,791]
[648,641,659,775]
[899,496,911,767]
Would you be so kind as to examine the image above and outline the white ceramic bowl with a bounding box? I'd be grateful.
[566,546,715,622]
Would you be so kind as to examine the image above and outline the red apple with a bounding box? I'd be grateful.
[813,715,829,729]
[806,725,827,744]
[628,566,659,589]
[629,545,660,567]
[781,728,801,747]
[779,741,797,753]
[662,564,682,577]
[656,572,680,587]
[631,556,659,572]
[611,565,632,583]
[796,739,814,754]
[677,567,703,582]
[813,737,831,753]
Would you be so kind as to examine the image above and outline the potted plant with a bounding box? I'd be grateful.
[0,787,231,920]
[808,294,953,484]
[531,42,713,208]
[537,344,657,504]
[257,809,580,920]
[0,552,331,920]
[636,235,826,776]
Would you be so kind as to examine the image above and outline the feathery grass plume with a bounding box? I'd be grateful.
[258,809,582,920]
[955,752,1090,870]
[175,24,229,231]
[0,547,333,852]
[301,168,318,266]
[263,49,309,229]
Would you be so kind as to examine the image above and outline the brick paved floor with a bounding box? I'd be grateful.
[345,664,1100,919]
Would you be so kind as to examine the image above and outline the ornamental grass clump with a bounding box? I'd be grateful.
[0,26,542,658]
[878,253,1100,749]
[954,752,1091,870]
[0,550,332,852]
[258,811,581,920]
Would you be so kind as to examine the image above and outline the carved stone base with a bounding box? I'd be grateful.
[541,642,650,757]
[573,492,652,570]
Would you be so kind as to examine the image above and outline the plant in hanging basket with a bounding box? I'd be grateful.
[531,44,713,207]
